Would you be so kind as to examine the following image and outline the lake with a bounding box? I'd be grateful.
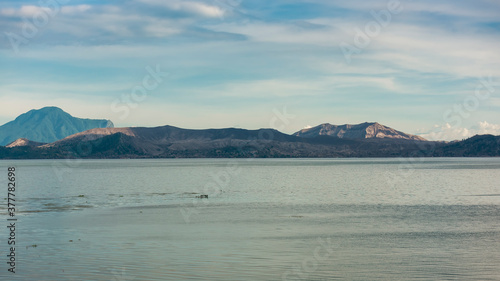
[1,158,499,280]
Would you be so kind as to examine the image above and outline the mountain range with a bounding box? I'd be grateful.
[0,107,499,159]
[0,107,113,146]
[293,122,426,141]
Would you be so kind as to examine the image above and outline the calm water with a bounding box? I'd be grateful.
[1,158,499,280]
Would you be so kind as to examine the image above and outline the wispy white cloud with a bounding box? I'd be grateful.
[137,0,225,18]
[309,0,500,20]
[210,21,339,45]
[403,0,500,20]
[209,13,500,80]
[0,5,52,17]
[0,2,237,48]
[143,23,181,37]
[197,78,329,98]
[420,121,500,141]
[0,4,91,17]
[60,5,92,14]
[182,74,401,100]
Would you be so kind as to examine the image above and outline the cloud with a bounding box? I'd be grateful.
[181,75,399,100]
[308,0,500,20]
[0,0,499,134]
[208,11,500,81]
[143,21,182,37]
[477,121,500,135]
[0,4,91,17]
[137,0,225,18]
[420,121,500,141]
[403,0,500,20]
[211,20,339,45]
[60,5,92,14]
[0,5,51,17]
[0,2,238,49]
[211,78,331,98]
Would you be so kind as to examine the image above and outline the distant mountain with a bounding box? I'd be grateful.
[0,124,465,159]
[294,122,426,141]
[433,134,500,157]
[0,107,114,146]
[0,123,498,159]
[6,138,46,148]
[43,125,300,157]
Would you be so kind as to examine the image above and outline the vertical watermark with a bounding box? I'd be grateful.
[6,166,17,274]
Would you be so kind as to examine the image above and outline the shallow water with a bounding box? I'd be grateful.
[1,158,499,280]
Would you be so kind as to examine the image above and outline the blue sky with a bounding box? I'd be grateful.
[1,0,499,140]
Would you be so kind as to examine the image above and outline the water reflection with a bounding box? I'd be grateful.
[0,158,499,280]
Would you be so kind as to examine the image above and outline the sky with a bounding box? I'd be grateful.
[1,0,499,141]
